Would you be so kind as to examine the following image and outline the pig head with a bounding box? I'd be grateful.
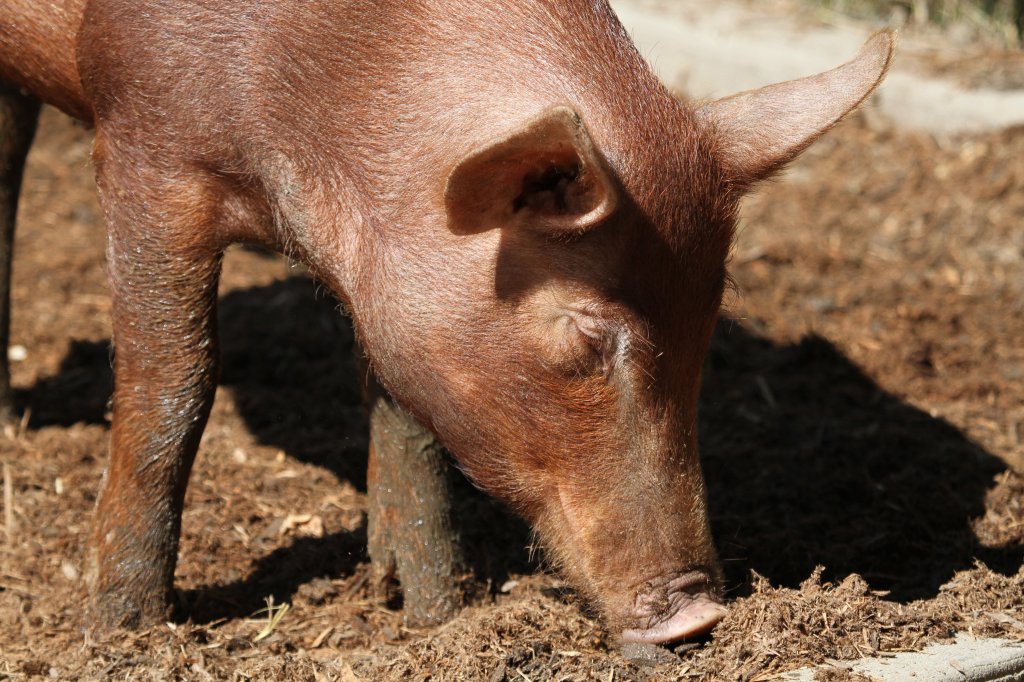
[266,19,895,642]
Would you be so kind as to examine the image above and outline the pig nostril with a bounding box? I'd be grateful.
[619,595,727,646]
[619,569,726,645]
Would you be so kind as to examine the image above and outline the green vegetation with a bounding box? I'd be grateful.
[809,0,1023,43]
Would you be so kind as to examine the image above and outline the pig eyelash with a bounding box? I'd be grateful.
[570,315,628,377]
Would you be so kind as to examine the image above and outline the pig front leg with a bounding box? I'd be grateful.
[366,389,466,626]
[0,85,40,426]
[88,135,223,628]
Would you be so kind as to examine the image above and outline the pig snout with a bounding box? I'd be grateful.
[618,572,727,644]
[545,475,725,645]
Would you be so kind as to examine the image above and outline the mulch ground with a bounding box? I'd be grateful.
[0,91,1021,680]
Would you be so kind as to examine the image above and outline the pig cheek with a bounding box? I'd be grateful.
[529,482,641,619]
[414,328,539,488]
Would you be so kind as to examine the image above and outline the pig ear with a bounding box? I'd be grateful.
[445,106,617,235]
[699,31,896,188]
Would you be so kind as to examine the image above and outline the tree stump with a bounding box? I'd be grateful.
[366,392,466,626]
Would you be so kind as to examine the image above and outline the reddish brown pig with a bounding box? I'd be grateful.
[0,0,893,644]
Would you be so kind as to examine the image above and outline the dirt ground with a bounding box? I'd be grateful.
[1,35,1023,682]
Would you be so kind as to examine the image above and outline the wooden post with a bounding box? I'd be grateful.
[366,392,466,626]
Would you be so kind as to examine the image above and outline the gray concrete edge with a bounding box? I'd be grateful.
[776,633,1024,682]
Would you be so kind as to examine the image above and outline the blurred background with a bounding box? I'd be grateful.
[815,0,1022,43]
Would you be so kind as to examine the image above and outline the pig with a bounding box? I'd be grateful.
[0,0,894,644]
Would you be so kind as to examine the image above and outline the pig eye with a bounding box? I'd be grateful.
[572,322,605,356]
[556,314,616,376]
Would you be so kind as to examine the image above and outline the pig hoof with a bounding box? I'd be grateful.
[91,589,172,630]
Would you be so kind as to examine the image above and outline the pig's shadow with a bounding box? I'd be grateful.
[214,272,369,488]
[700,319,1022,601]
[23,276,1021,618]
[21,338,113,427]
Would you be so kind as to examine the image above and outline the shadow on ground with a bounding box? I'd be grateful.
[179,527,369,625]
[21,338,113,427]
[701,318,1022,601]
[216,274,369,489]
[20,279,1020,616]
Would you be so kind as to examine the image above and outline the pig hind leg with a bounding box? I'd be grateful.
[88,131,223,627]
[0,84,40,426]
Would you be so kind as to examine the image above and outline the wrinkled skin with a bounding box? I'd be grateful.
[0,0,893,642]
